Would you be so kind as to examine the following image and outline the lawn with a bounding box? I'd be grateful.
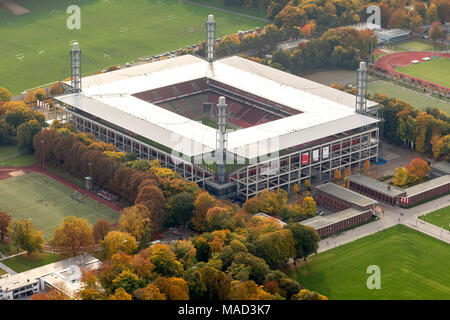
[419,206,450,231]
[0,172,119,240]
[0,0,265,94]
[2,252,63,273]
[0,267,7,276]
[394,39,447,52]
[396,57,450,88]
[290,225,450,300]
[0,146,34,167]
[368,80,450,114]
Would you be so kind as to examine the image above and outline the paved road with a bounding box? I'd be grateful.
[179,0,270,23]
[0,261,17,275]
[317,195,450,253]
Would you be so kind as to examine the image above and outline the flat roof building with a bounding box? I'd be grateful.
[347,174,406,205]
[431,162,450,178]
[316,182,378,211]
[400,175,450,207]
[0,254,101,300]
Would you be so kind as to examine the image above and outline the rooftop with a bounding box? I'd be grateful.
[316,182,378,208]
[0,254,101,295]
[56,55,379,159]
[431,162,450,175]
[301,208,370,230]
[253,213,287,227]
[405,175,450,198]
[347,174,406,197]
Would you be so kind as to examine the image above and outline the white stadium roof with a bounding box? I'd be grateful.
[56,55,379,158]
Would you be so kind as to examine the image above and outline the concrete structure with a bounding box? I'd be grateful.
[430,162,450,178]
[400,175,450,208]
[375,28,410,45]
[0,254,101,300]
[347,174,406,205]
[301,208,373,238]
[54,17,380,201]
[315,182,377,212]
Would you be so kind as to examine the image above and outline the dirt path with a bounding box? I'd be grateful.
[0,165,123,213]
[2,0,30,15]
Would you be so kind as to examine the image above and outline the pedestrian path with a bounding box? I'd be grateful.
[0,261,17,275]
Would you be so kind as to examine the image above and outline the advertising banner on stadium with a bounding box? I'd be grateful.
[312,149,319,162]
[323,146,330,159]
[301,153,309,165]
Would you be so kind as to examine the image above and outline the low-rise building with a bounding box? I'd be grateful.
[301,208,373,238]
[347,174,406,205]
[400,175,450,208]
[430,162,450,178]
[0,253,101,300]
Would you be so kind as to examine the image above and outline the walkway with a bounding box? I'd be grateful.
[0,165,123,213]
[317,195,450,253]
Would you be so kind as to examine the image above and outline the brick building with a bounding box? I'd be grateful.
[315,182,378,212]
[400,175,450,208]
[347,174,406,205]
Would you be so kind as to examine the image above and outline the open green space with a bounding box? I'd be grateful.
[393,39,447,52]
[396,57,450,88]
[1,252,63,273]
[0,0,265,94]
[419,206,450,231]
[290,225,450,300]
[0,172,119,240]
[0,146,34,167]
[368,80,450,114]
[0,267,7,276]
[188,0,267,18]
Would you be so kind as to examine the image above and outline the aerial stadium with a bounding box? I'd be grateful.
[54,16,381,201]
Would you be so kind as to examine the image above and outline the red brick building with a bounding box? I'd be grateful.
[315,183,378,212]
[400,175,450,208]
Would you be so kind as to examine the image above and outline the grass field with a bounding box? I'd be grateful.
[0,172,119,240]
[419,206,450,231]
[368,80,450,114]
[0,146,35,167]
[393,39,447,52]
[2,252,63,273]
[290,225,450,300]
[0,268,7,276]
[0,0,265,94]
[396,57,450,88]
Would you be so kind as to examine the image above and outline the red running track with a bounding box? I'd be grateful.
[375,51,450,71]
[0,165,123,213]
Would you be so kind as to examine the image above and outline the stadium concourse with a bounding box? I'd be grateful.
[374,51,450,97]
[54,54,381,200]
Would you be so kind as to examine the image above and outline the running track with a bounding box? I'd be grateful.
[0,165,123,213]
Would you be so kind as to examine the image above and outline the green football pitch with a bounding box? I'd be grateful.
[419,206,450,231]
[0,0,265,94]
[395,57,450,88]
[0,172,119,240]
[290,225,450,300]
[368,80,450,114]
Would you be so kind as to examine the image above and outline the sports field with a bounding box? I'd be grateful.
[368,80,450,114]
[0,0,265,94]
[0,172,119,240]
[419,206,450,231]
[396,57,450,88]
[291,225,450,300]
[393,39,447,52]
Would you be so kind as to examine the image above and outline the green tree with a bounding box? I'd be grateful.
[254,229,296,269]
[8,219,44,255]
[285,223,320,261]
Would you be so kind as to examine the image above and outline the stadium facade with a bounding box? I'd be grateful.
[54,17,381,201]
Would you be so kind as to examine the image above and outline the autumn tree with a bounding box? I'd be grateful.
[0,87,12,102]
[153,277,189,300]
[191,191,217,232]
[93,219,111,243]
[292,289,328,300]
[285,223,320,262]
[393,166,409,187]
[363,159,371,174]
[165,192,196,226]
[8,219,44,255]
[49,216,95,256]
[0,211,10,241]
[140,243,183,277]
[229,280,274,300]
[406,158,430,181]
[119,205,152,242]
[102,231,138,259]
[170,240,197,269]
[297,196,317,217]
[183,265,231,300]
[334,169,342,181]
[133,284,166,300]
[135,184,166,232]
[429,21,443,41]
[254,229,296,269]
[107,288,133,300]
